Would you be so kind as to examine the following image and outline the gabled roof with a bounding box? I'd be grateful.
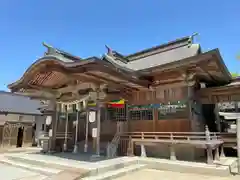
[43,42,82,62]
[103,35,201,71]
[126,36,193,60]
[0,91,42,115]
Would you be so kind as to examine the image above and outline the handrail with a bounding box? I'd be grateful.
[120,134,221,141]
[120,131,236,135]
[118,131,236,147]
[107,133,120,158]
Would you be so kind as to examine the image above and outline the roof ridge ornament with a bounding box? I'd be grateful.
[105,45,113,55]
[42,42,58,55]
[188,32,199,48]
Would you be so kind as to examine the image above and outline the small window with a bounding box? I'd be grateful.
[41,124,45,131]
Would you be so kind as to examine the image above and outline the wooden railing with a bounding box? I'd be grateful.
[216,132,237,148]
[106,133,120,158]
[116,127,232,164]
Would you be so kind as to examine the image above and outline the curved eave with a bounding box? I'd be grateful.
[138,49,232,84]
[8,55,98,91]
[8,55,151,92]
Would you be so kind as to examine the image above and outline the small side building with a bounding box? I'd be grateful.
[0,91,45,148]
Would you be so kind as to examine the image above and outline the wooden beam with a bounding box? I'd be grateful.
[149,53,213,74]
[57,82,98,94]
[85,72,139,91]
[152,79,186,87]
[16,89,59,100]
[198,64,218,82]
[86,65,150,88]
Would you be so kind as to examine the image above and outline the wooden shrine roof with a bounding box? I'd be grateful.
[8,54,151,100]
[198,78,240,103]
[7,34,233,101]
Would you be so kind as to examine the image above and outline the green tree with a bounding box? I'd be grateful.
[231,72,240,78]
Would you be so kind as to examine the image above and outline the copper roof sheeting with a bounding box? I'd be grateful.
[103,36,200,71]
[8,34,232,93]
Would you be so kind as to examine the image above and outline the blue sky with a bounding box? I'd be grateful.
[0,0,239,91]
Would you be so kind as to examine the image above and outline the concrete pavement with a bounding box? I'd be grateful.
[0,163,47,180]
[115,169,239,180]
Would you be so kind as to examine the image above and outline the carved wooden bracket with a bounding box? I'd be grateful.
[181,72,196,86]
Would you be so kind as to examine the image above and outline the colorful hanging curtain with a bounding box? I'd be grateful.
[108,99,125,108]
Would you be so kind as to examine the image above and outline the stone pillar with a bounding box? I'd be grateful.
[205,125,213,164]
[140,132,146,157]
[169,133,176,160]
[220,145,225,158]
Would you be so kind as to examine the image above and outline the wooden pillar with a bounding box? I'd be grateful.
[187,81,196,131]
[84,110,89,152]
[96,100,101,156]
[153,108,158,132]
[73,111,79,153]
[126,103,130,132]
[49,101,58,152]
[63,106,69,151]
[214,103,221,132]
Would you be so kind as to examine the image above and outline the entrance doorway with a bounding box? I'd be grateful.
[17,126,24,148]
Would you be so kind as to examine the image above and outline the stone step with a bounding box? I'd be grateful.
[6,155,61,168]
[88,157,139,176]
[81,164,146,180]
[0,157,61,176]
[5,155,91,173]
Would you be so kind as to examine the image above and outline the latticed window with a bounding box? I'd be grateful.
[128,104,154,120]
[158,101,188,120]
[105,107,127,121]
[129,109,153,120]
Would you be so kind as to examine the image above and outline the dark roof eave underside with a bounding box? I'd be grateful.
[137,49,232,83]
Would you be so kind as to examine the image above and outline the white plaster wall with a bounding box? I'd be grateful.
[0,113,35,125]
[2,114,34,123]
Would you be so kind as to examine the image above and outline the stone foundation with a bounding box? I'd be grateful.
[139,145,205,162]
